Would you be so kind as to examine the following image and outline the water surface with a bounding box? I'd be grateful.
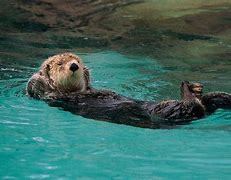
[0,51,231,179]
[0,1,231,179]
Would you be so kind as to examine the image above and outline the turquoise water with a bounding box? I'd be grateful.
[0,51,231,179]
[0,1,231,178]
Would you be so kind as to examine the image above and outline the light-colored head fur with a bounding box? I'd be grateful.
[41,53,87,92]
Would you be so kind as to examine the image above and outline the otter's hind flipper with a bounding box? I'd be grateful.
[201,92,231,113]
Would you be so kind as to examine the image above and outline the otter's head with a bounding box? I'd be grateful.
[41,53,85,92]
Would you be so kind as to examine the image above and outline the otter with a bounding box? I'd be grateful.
[27,53,91,99]
[26,53,231,129]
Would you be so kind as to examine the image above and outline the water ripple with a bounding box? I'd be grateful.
[32,137,49,143]
[0,120,30,125]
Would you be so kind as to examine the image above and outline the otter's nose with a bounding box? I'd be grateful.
[69,63,79,72]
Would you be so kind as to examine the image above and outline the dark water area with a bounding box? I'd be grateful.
[0,0,231,179]
[1,0,231,92]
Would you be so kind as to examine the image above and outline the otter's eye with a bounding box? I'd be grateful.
[46,64,50,70]
[57,62,63,66]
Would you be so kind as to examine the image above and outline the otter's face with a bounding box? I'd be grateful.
[45,53,84,91]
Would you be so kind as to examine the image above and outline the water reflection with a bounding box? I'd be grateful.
[0,1,230,91]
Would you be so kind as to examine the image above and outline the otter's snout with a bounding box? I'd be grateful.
[69,63,79,72]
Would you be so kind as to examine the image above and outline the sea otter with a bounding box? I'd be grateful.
[27,53,91,99]
[26,53,231,129]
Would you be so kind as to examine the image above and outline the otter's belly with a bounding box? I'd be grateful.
[47,90,163,128]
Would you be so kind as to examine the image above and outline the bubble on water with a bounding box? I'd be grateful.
[32,137,49,143]
[28,174,50,179]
